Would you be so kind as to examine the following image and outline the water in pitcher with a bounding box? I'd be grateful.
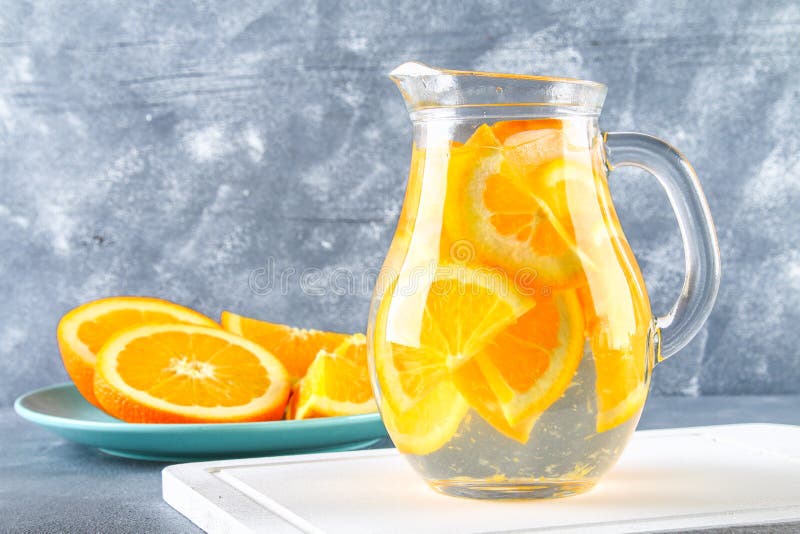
[368,117,657,499]
[406,351,643,498]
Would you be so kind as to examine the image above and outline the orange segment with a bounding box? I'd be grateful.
[373,265,533,454]
[451,290,585,443]
[93,324,290,423]
[57,297,219,407]
[220,311,350,382]
[287,334,377,419]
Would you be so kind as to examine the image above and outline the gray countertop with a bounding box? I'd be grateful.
[2,395,799,533]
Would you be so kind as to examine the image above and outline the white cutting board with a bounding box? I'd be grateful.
[163,424,800,533]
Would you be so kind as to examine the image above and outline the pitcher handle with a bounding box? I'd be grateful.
[603,132,721,361]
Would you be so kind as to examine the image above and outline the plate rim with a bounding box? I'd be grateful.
[14,382,385,434]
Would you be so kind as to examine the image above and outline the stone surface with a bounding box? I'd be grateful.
[3,397,800,533]
[0,1,799,404]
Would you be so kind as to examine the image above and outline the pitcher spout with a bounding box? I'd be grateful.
[389,61,451,110]
[389,61,444,84]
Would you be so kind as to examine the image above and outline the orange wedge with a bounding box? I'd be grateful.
[450,289,585,443]
[287,333,377,419]
[373,265,533,454]
[57,297,219,407]
[221,311,350,382]
[93,324,290,423]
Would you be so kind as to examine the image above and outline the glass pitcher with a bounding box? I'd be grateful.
[367,62,721,499]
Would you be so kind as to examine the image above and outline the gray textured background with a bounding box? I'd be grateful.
[1,0,798,406]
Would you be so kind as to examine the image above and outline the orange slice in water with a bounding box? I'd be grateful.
[373,265,533,454]
[593,346,649,432]
[494,119,567,175]
[221,311,350,383]
[579,236,653,433]
[451,289,585,443]
[573,166,654,433]
[57,297,219,407]
[93,324,290,423]
[287,333,377,419]
[379,380,468,456]
[443,122,592,286]
[491,119,564,144]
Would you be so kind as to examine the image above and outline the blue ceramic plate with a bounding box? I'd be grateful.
[14,383,390,462]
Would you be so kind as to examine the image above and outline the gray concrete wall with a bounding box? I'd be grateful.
[1,0,798,405]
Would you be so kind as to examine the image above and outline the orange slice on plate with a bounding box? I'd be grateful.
[57,297,219,407]
[94,324,290,423]
[221,311,350,383]
[287,333,377,419]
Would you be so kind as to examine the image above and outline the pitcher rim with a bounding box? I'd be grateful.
[391,65,606,90]
[390,61,607,117]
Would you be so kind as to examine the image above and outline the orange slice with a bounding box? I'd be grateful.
[93,324,290,423]
[494,119,567,174]
[220,311,350,382]
[379,380,468,456]
[443,123,594,286]
[573,167,654,432]
[448,361,537,443]
[491,119,564,144]
[450,289,585,443]
[593,347,649,432]
[373,265,533,454]
[579,239,653,433]
[57,297,219,407]
[287,333,377,419]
